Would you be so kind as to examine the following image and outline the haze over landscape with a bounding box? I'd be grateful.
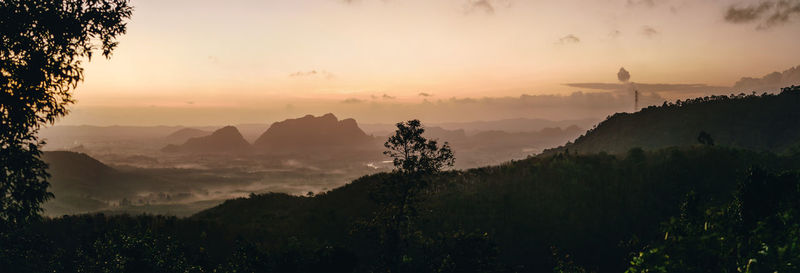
[3,0,800,272]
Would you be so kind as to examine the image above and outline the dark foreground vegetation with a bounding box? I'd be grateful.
[3,144,800,272]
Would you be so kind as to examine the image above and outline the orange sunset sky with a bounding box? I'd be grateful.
[61,0,800,126]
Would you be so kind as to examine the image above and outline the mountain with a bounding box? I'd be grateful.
[253,113,376,154]
[162,126,251,154]
[544,86,800,155]
[41,151,157,215]
[165,128,210,144]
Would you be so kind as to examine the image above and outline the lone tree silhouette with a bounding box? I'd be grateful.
[384,119,455,175]
[0,0,132,225]
[371,120,455,271]
[697,131,715,146]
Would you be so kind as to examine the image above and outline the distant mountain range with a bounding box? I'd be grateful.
[161,113,378,155]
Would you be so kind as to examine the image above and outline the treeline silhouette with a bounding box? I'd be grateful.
[4,145,800,272]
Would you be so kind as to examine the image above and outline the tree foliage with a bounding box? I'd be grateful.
[384,119,455,175]
[626,169,800,273]
[0,0,132,225]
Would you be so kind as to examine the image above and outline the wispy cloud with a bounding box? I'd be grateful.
[419,92,433,97]
[641,26,659,37]
[341,98,364,104]
[465,0,496,14]
[289,70,335,79]
[724,0,800,29]
[627,0,658,8]
[556,34,581,45]
[207,56,220,65]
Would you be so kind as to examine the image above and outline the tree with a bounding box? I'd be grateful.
[697,131,714,146]
[384,119,455,175]
[0,0,132,225]
[368,120,455,272]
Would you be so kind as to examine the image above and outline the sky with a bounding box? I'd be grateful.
[60,0,800,126]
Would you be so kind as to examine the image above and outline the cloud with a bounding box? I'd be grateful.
[627,0,657,8]
[641,26,659,37]
[567,82,725,92]
[465,0,495,14]
[341,98,364,104]
[564,83,729,98]
[207,56,220,65]
[724,0,800,29]
[568,64,800,96]
[725,2,774,23]
[382,94,396,100]
[732,65,800,92]
[618,67,631,82]
[556,34,581,45]
[289,70,335,79]
[419,92,433,97]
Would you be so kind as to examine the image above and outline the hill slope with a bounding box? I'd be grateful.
[164,128,211,144]
[42,151,163,215]
[545,86,800,155]
[193,145,800,272]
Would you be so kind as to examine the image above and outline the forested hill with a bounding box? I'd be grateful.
[189,146,800,272]
[544,86,800,155]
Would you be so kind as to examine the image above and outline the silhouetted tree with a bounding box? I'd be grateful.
[363,120,456,272]
[384,119,455,175]
[697,131,714,146]
[0,0,132,225]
